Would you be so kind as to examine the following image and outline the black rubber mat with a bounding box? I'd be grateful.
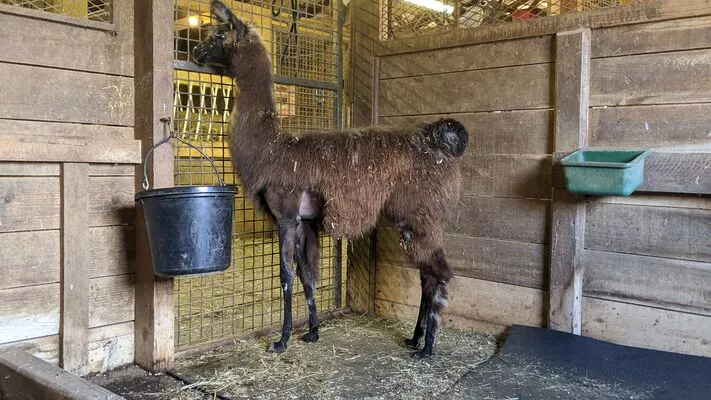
[444,325,711,400]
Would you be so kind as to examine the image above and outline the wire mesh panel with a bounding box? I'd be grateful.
[380,0,646,40]
[173,0,345,351]
[0,0,113,22]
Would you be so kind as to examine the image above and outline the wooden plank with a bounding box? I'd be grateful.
[379,64,551,116]
[0,177,60,233]
[452,196,550,244]
[89,164,135,176]
[90,226,136,278]
[133,0,175,372]
[375,300,508,336]
[0,335,58,366]
[587,194,711,210]
[0,348,124,400]
[586,202,711,262]
[0,120,140,164]
[589,104,711,148]
[375,264,547,328]
[0,284,60,343]
[583,297,711,358]
[0,63,134,126]
[584,249,711,316]
[0,163,59,176]
[591,49,711,106]
[60,163,90,375]
[460,154,552,199]
[0,230,59,290]
[548,30,591,335]
[379,36,553,79]
[638,152,711,195]
[89,176,135,227]
[89,275,135,329]
[88,322,134,374]
[346,234,374,314]
[378,227,548,289]
[376,0,711,56]
[380,109,553,156]
[0,11,132,76]
[0,3,115,32]
[592,15,711,58]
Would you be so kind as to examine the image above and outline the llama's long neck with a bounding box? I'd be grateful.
[229,35,280,194]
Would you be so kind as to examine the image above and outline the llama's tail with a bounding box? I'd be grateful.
[421,118,469,158]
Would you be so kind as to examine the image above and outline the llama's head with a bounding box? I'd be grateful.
[192,1,258,76]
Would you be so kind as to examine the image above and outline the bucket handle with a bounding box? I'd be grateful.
[141,117,226,190]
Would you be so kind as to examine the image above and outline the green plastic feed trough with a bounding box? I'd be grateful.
[560,149,650,196]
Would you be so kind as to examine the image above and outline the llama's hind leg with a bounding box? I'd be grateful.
[296,219,321,343]
[267,218,298,353]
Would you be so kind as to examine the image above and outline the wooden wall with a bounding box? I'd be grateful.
[351,0,711,357]
[0,4,140,375]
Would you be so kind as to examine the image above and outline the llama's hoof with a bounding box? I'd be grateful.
[301,331,319,343]
[404,338,420,350]
[411,348,433,359]
[267,342,287,353]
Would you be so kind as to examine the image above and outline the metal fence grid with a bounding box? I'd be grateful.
[0,0,113,22]
[173,0,346,351]
[380,0,646,40]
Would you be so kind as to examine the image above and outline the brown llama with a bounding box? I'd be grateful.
[192,0,470,358]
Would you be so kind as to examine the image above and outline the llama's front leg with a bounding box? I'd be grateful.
[268,218,297,353]
[296,219,320,343]
[405,273,428,349]
[412,276,449,359]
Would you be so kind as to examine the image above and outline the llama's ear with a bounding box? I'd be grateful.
[211,1,248,39]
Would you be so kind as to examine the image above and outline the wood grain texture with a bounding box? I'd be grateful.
[0,230,59,290]
[376,0,711,56]
[0,163,59,176]
[452,196,550,244]
[375,264,547,328]
[592,15,711,58]
[89,176,135,227]
[0,63,134,126]
[460,154,552,199]
[583,297,711,358]
[380,109,553,155]
[0,11,132,76]
[590,49,711,106]
[0,120,140,164]
[90,226,136,278]
[589,104,711,147]
[0,177,60,233]
[584,249,711,316]
[378,227,548,289]
[0,348,124,399]
[555,29,590,151]
[60,163,90,375]
[0,284,60,343]
[585,202,711,262]
[133,0,175,372]
[89,275,135,329]
[379,36,553,79]
[379,64,551,116]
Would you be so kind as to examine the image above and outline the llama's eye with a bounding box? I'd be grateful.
[214,33,226,39]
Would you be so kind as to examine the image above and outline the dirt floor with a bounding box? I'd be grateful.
[90,313,497,399]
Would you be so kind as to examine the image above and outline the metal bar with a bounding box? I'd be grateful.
[334,239,343,309]
[335,0,344,130]
[173,60,339,91]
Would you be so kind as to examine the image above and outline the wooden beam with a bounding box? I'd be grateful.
[133,0,175,372]
[0,348,124,400]
[549,29,591,335]
[375,0,711,56]
[60,163,91,376]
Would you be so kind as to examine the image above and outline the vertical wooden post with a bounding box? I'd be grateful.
[60,163,90,375]
[549,29,590,335]
[134,0,175,372]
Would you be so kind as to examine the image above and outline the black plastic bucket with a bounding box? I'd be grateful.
[136,185,236,276]
[136,118,237,277]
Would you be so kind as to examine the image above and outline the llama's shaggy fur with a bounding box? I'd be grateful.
[193,1,469,358]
